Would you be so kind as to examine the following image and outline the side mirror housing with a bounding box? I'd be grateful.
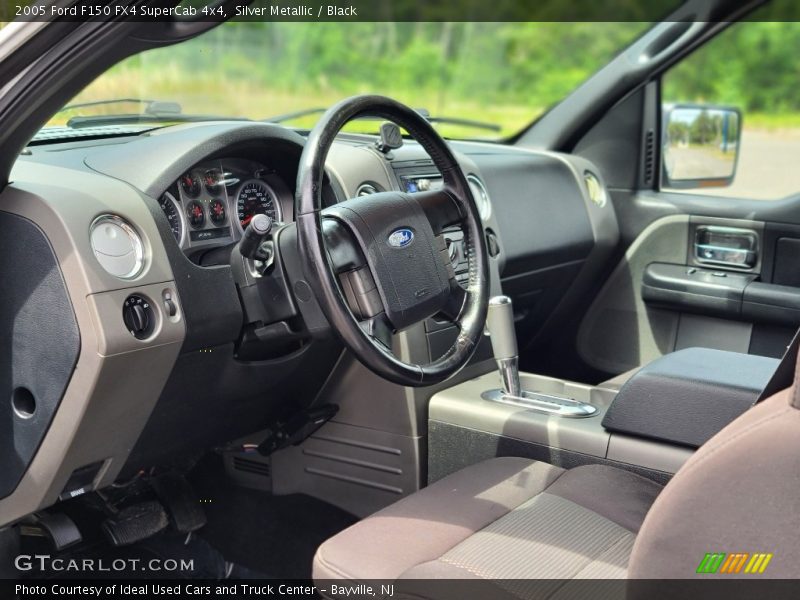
[662,103,742,189]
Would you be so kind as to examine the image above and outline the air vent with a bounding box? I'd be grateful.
[584,171,606,207]
[89,215,145,279]
[356,183,381,196]
[643,128,656,186]
[232,456,271,477]
[466,175,492,221]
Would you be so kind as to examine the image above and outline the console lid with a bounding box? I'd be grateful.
[602,348,779,448]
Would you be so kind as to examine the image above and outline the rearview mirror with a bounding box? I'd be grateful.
[662,104,742,189]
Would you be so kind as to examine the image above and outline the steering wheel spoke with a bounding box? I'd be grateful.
[414,188,464,234]
[438,280,468,324]
[322,217,367,273]
[359,313,394,351]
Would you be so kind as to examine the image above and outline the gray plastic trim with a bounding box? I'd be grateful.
[578,214,766,375]
[269,421,423,518]
[577,215,689,374]
[606,434,693,474]
[429,370,694,476]
[430,372,614,459]
[0,161,185,526]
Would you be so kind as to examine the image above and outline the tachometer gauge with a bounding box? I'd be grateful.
[159,192,185,245]
[236,179,281,230]
[204,169,222,195]
[186,200,205,229]
[180,172,202,198]
[209,199,226,225]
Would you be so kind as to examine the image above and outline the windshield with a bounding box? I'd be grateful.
[46,22,649,141]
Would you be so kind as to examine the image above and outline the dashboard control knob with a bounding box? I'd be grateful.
[239,214,273,259]
[162,290,178,317]
[123,294,155,340]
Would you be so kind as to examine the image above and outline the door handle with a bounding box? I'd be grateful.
[694,226,758,269]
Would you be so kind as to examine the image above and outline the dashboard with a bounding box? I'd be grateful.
[0,119,618,527]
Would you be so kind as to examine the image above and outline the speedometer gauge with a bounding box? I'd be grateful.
[236,179,281,230]
[159,192,185,245]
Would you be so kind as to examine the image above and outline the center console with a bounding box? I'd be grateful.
[428,295,780,484]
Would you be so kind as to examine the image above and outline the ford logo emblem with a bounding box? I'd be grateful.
[388,228,414,248]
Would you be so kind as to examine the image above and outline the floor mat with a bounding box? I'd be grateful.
[190,455,358,579]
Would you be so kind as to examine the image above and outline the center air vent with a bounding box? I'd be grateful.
[356,183,382,196]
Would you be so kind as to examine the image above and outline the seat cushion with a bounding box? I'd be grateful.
[313,458,662,585]
[313,457,564,581]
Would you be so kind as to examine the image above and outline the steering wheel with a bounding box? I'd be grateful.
[295,95,489,386]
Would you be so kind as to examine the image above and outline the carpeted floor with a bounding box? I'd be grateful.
[189,455,357,579]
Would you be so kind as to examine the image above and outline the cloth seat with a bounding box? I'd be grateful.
[313,458,662,583]
[315,366,800,591]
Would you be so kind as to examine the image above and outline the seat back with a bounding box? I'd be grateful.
[628,376,800,579]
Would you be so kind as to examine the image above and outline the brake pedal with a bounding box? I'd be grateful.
[102,500,168,547]
[151,472,207,534]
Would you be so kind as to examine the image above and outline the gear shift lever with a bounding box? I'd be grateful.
[483,295,597,418]
[486,296,522,397]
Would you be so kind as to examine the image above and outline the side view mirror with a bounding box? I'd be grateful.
[662,103,742,189]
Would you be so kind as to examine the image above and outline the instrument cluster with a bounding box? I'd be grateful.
[159,157,290,252]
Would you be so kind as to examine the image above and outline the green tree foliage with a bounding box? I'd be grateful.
[158,21,646,110]
[66,17,800,137]
[664,21,800,115]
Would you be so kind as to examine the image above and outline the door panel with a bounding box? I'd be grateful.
[576,209,800,376]
[577,215,688,374]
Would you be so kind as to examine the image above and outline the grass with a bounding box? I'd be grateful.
[745,112,800,131]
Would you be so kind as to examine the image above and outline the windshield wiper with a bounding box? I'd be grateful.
[263,106,500,133]
[65,113,251,129]
[60,98,175,113]
[53,98,249,129]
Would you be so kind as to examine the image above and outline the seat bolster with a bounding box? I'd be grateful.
[313,457,564,582]
[629,388,800,580]
[545,464,663,533]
